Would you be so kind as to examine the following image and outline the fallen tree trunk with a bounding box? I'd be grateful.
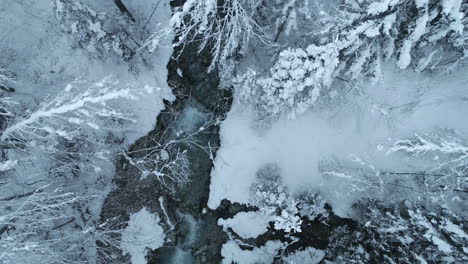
[113,0,136,22]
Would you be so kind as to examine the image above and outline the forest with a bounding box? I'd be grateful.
[0,0,467,263]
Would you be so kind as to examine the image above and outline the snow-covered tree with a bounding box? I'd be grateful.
[251,164,329,233]
[326,200,468,263]
[171,0,267,71]
[234,0,467,117]
[0,190,82,263]
[0,67,15,93]
[236,44,339,118]
[0,77,158,263]
[388,132,468,208]
[1,77,141,142]
[0,77,140,185]
[331,0,467,72]
[171,0,331,71]
[319,131,468,212]
[251,164,303,233]
[54,0,136,59]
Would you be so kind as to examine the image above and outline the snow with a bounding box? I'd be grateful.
[221,240,284,264]
[428,235,453,253]
[367,0,395,15]
[0,0,175,145]
[121,208,165,264]
[442,0,463,15]
[176,68,183,77]
[443,220,468,239]
[209,63,468,217]
[158,196,175,231]
[398,9,429,69]
[218,211,270,239]
[283,247,325,264]
[0,160,17,172]
[0,79,140,141]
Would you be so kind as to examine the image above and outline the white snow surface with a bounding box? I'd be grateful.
[209,64,468,217]
[218,211,271,239]
[221,240,285,264]
[121,208,165,264]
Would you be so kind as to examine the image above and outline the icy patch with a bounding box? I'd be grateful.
[121,208,165,264]
[218,211,270,239]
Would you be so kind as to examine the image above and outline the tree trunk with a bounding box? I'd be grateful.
[113,0,135,22]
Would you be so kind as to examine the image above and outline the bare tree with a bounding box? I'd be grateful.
[122,106,216,193]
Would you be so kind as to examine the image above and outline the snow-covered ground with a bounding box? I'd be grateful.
[210,63,468,216]
[218,211,270,239]
[121,208,166,264]
[0,0,174,144]
[221,240,285,264]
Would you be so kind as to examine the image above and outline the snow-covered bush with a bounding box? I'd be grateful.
[54,0,135,59]
[250,164,329,233]
[326,200,468,263]
[251,164,302,233]
[296,191,329,221]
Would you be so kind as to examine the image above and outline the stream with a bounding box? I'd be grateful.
[98,34,234,263]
